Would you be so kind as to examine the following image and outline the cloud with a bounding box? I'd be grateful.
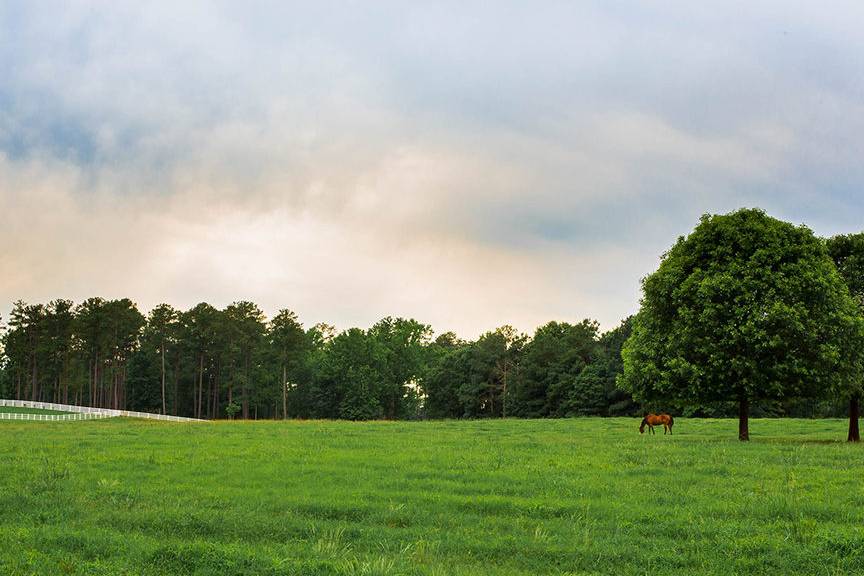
[1,2,863,336]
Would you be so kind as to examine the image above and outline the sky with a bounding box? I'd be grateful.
[2,2,864,338]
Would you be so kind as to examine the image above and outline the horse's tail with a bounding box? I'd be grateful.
[668,414,674,427]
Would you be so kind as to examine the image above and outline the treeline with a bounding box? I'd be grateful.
[0,299,636,419]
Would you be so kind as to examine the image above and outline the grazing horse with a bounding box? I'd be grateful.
[639,413,674,435]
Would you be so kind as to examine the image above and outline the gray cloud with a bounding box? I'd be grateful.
[1,1,863,336]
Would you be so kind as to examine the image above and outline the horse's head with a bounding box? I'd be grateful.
[639,418,647,434]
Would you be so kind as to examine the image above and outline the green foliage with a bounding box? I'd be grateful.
[0,281,652,420]
[621,209,864,425]
[1,418,863,574]
[510,320,599,417]
[126,349,162,413]
[827,232,864,396]
[423,334,469,418]
[224,401,241,419]
[827,233,864,309]
[368,317,433,419]
[457,327,524,418]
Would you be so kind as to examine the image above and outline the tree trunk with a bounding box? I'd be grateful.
[282,364,287,420]
[502,364,508,419]
[31,354,38,402]
[173,358,180,416]
[197,354,204,419]
[212,367,220,420]
[848,394,860,442]
[62,355,69,404]
[738,397,750,441]
[160,340,166,415]
[242,355,249,419]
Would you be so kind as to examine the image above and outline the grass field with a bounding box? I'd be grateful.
[0,406,69,414]
[1,417,862,575]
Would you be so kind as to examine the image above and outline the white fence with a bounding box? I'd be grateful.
[0,412,112,422]
[0,399,205,423]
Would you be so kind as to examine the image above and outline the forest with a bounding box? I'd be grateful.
[0,298,635,420]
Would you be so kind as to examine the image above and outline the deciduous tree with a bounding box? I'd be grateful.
[620,209,864,440]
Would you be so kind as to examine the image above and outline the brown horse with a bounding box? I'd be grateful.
[639,413,674,435]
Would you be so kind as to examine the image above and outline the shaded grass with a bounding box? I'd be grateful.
[0,407,70,414]
[0,417,862,575]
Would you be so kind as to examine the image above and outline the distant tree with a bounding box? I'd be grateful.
[598,317,636,416]
[181,303,221,418]
[74,298,109,407]
[101,299,145,409]
[318,328,385,420]
[43,300,75,404]
[368,317,433,419]
[143,304,180,415]
[511,320,600,417]
[223,302,266,419]
[126,346,162,412]
[268,309,306,419]
[424,332,467,418]
[566,363,608,416]
[5,302,48,402]
[459,327,525,418]
[0,313,6,398]
[620,209,864,440]
[311,323,336,344]
[827,232,864,441]
[225,400,241,420]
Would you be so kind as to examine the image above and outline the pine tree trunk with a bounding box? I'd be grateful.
[738,397,750,441]
[161,341,166,415]
[282,364,287,420]
[242,355,249,419]
[212,370,220,419]
[173,359,179,416]
[502,364,508,419]
[848,394,860,442]
[197,354,204,419]
[31,355,38,402]
[62,355,68,404]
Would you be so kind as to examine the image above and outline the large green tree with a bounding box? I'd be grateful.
[620,209,864,440]
[827,232,864,441]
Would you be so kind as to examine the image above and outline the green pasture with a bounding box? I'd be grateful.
[0,406,69,414]
[0,418,862,575]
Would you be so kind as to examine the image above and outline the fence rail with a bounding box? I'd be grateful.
[0,399,205,423]
[0,412,112,422]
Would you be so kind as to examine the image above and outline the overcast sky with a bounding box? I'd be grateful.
[2,2,863,337]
